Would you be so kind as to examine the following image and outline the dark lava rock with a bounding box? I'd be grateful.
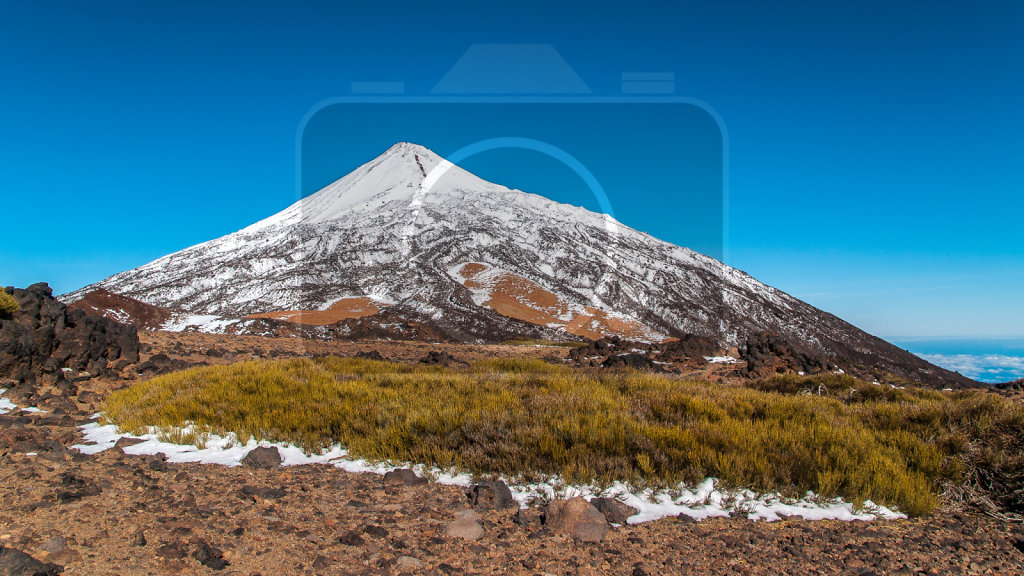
[0,283,139,385]
[568,337,626,363]
[241,446,282,469]
[135,353,200,378]
[741,332,834,377]
[383,468,427,486]
[590,497,639,524]
[339,530,365,547]
[420,350,457,365]
[0,546,64,575]
[155,541,187,559]
[355,349,385,361]
[512,508,543,529]
[114,437,145,452]
[362,525,389,538]
[468,481,517,510]
[1012,533,1024,554]
[656,334,720,362]
[601,353,656,370]
[240,485,286,500]
[55,472,101,503]
[192,541,229,570]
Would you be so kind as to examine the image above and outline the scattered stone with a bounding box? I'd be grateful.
[395,555,424,570]
[339,530,365,547]
[241,446,282,469]
[383,468,427,486]
[512,508,543,529]
[312,555,331,569]
[468,481,516,510]
[155,541,187,559]
[55,472,101,503]
[38,536,70,555]
[134,353,200,377]
[444,509,484,541]
[131,530,147,547]
[241,485,286,500]
[114,437,145,452]
[591,497,638,525]
[192,540,229,570]
[0,546,64,576]
[543,498,609,542]
[1012,533,1024,554]
[362,525,389,538]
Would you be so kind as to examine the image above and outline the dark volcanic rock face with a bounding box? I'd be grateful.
[0,283,139,385]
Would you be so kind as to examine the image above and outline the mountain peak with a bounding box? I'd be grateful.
[382,141,440,160]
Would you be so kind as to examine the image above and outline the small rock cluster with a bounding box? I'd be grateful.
[741,332,837,378]
[568,334,722,370]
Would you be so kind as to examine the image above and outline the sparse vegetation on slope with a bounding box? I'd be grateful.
[0,289,19,319]
[103,358,1024,516]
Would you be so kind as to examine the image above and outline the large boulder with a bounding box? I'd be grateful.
[468,481,517,510]
[590,497,638,524]
[0,283,140,385]
[542,497,609,542]
[443,509,484,541]
[240,446,282,469]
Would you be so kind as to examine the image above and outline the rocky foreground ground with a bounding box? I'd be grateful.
[1,287,1023,575]
[1,407,1023,576]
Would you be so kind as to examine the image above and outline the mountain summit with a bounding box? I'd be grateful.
[63,143,974,388]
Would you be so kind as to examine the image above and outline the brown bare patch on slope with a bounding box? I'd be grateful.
[68,288,172,330]
[246,297,381,326]
[455,262,653,341]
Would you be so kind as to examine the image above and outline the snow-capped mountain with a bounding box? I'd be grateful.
[63,142,973,387]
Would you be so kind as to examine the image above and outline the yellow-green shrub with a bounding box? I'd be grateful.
[102,357,1024,516]
[0,290,18,319]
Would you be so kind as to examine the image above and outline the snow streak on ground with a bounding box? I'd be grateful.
[74,420,905,524]
[0,389,46,414]
[704,356,739,364]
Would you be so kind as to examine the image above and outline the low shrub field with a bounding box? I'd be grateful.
[102,357,1024,517]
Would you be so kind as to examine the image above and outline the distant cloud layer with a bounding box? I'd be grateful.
[917,353,1024,384]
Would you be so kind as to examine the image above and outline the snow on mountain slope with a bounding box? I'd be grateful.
[62,142,976,387]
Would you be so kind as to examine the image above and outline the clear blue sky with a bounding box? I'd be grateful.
[1,1,1021,339]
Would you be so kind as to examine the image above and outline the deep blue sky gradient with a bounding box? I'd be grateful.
[1,1,1022,338]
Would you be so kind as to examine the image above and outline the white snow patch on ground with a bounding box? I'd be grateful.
[0,389,46,414]
[0,397,17,414]
[705,356,740,364]
[74,420,905,524]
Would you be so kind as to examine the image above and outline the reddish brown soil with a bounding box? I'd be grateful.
[457,263,654,341]
[246,297,382,326]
